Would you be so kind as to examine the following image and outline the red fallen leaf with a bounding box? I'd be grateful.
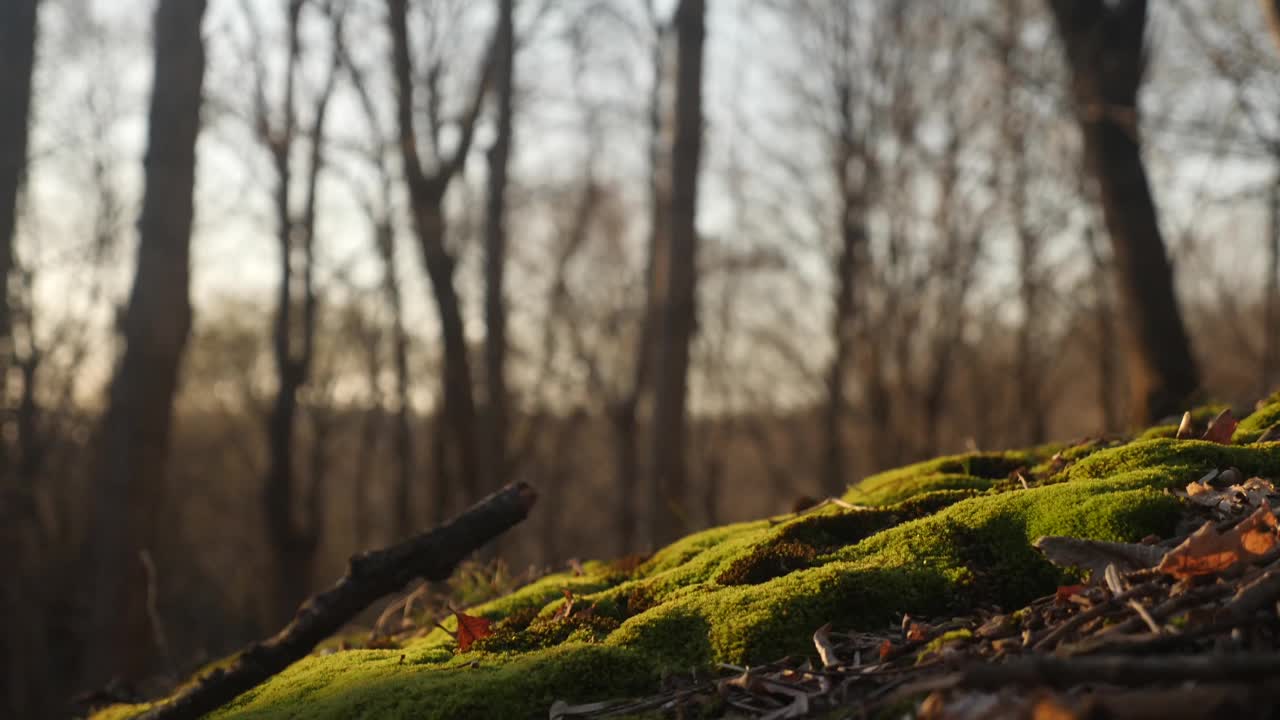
[1056,584,1087,602]
[1202,409,1238,445]
[905,622,928,642]
[453,611,493,652]
[1157,506,1278,580]
[878,639,894,660]
[551,589,575,622]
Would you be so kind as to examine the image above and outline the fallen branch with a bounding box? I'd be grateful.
[946,652,1280,691]
[137,482,538,720]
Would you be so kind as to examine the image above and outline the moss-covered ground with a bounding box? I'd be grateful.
[93,398,1280,720]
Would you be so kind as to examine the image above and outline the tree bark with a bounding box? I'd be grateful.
[1047,0,1199,424]
[1005,1,1047,443]
[257,0,341,626]
[633,4,667,551]
[82,0,206,687]
[1263,179,1279,397]
[0,0,37,373]
[483,0,515,497]
[822,15,868,498]
[0,2,40,713]
[648,0,704,546]
[388,0,490,512]
[1084,225,1122,433]
[377,218,416,541]
[1263,0,1280,56]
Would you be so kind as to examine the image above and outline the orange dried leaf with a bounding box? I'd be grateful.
[454,611,493,652]
[1056,584,1087,602]
[1157,507,1278,580]
[1201,409,1238,445]
[879,639,894,660]
[905,622,928,642]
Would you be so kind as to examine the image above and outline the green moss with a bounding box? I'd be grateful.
[1235,391,1280,444]
[917,629,974,663]
[473,612,620,654]
[844,450,1041,506]
[1136,403,1229,440]
[715,541,817,585]
[93,419,1280,720]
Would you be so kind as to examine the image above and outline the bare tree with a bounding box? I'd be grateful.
[81,0,207,687]
[1048,0,1199,423]
[1084,225,1122,431]
[1260,0,1280,396]
[648,0,704,546]
[387,0,493,513]
[819,2,871,499]
[240,0,343,625]
[1002,1,1048,443]
[0,0,37,380]
[483,0,515,494]
[0,2,41,712]
[336,26,417,541]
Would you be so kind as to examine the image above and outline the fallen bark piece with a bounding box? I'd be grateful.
[953,652,1280,690]
[137,482,538,720]
[1033,536,1167,580]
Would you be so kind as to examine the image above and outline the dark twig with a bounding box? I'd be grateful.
[136,482,537,720]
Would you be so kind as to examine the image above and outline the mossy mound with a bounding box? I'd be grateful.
[94,395,1280,720]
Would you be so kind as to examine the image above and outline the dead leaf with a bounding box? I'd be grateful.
[1034,536,1167,580]
[879,639,894,660]
[551,589,575,622]
[1184,474,1276,515]
[1175,411,1194,440]
[1202,409,1238,444]
[1258,424,1280,443]
[1103,563,1124,595]
[905,622,929,642]
[1056,584,1088,602]
[1032,696,1082,720]
[549,699,622,719]
[975,614,1017,640]
[808,622,839,669]
[1156,506,1278,580]
[453,611,494,652]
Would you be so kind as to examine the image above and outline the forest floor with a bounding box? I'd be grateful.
[91,394,1280,720]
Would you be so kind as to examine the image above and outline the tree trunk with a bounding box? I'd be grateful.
[387,0,488,509]
[352,339,381,550]
[483,0,515,497]
[1005,2,1046,443]
[1047,0,1199,424]
[1263,178,1279,397]
[822,50,868,499]
[635,6,667,550]
[648,0,704,547]
[374,217,415,541]
[81,0,206,688]
[611,401,641,554]
[0,0,37,375]
[259,0,339,627]
[1084,225,1122,432]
